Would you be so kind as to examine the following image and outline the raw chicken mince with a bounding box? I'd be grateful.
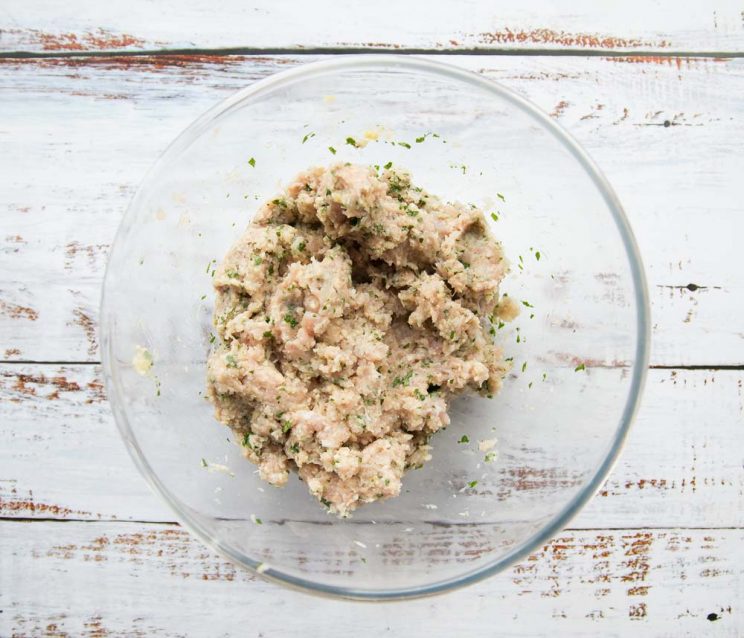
[207,163,514,516]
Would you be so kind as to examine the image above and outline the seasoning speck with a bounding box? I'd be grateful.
[132,346,153,376]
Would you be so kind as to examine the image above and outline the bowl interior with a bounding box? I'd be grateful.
[101,56,647,599]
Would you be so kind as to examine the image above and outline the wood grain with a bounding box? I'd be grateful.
[1,365,742,529]
[1,55,743,365]
[1,520,741,635]
[2,8,743,630]
[1,0,744,54]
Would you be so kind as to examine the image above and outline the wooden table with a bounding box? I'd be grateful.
[2,2,743,635]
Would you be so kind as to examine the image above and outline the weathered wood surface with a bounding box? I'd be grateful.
[2,5,743,633]
[2,366,742,529]
[2,55,743,366]
[2,1,744,54]
[2,521,741,636]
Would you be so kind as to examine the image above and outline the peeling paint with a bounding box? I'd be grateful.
[0,299,39,321]
[4,27,147,51]
[476,28,669,49]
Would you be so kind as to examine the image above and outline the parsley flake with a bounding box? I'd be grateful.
[392,370,414,387]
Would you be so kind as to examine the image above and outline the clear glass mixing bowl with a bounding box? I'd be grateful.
[100,56,649,600]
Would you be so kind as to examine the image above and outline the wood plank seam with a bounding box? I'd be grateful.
[1,48,743,60]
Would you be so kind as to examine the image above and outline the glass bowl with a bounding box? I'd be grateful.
[100,55,649,600]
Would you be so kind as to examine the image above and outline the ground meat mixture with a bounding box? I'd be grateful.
[207,163,513,516]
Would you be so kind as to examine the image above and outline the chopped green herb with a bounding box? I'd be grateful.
[263,330,273,339]
[415,136,426,143]
[468,480,478,488]
[267,263,274,275]
[226,354,238,368]
[205,258,215,274]
[458,435,470,444]
[497,193,505,202]
[414,388,427,401]
[290,442,300,454]
[248,157,256,167]
[254,517,263,525]
[226,269,239,279]
[254,256,263,266]
[392,370,414,387]
[283,313,298,328]
[301,132,316,144]
[575,363,586,372]
[200,294,206,300]
[345,136,357,147]
[535,251,541,261]
[328,146,337,155]
[320,497,331,508]
[484,451,497,463]
[542,372,548,381]
[297,241,306,252]
[522,300,533,308]
[281,419,293,433]
[200,458,207,467]
[398,141,411,149]
[450,330,456,340]
[490,212,499,222]
[383,161,393,170]
[521,361,527,373]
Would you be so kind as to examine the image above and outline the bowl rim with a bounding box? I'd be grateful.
[100,53,651,601]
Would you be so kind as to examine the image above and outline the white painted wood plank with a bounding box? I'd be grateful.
[1,520,741,635]
[1,366,742,528]
[2,0,744,53]
[1,55,743,365]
